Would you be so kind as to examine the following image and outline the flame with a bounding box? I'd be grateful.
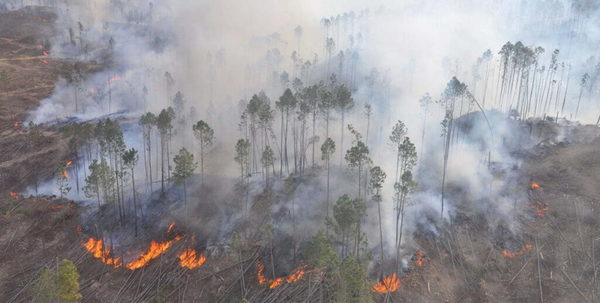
[414,251,425,267]
[108,76,121,83]
[530,201,549,217]
[257,262,267,285]
[9,192,22,199]
[125,236,183,270]
[501,243,534,258]
[285,265,308,283]
[83,237,122,268]
[531,182,541,189]
[178,248,206,269]
[256,261,309,289]
[40,59,49,64]
[268,278,284,289]
[13,121,21,129]
[42,50,49,56]
[62,161,73,178]
[167,222,175,233]
[372,273,401,293]
[50,204,64,210]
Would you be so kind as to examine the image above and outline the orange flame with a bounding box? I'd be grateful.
[40,59,49,64]
[268,278,284,289]
[256,261,308,289]
[530,201,549,217]
[372,273,401,293]
[285,265,308,283]
[531,182,540,189]
[257,261,267,285]
[42,50,49,56]
[13,121,21,129]
[178,248,206,269]
[414,251,425,267]
[125,236,183,270]
[62,161,73,179]
[167,222,175,233]
[83,237,122,268]
[9,192,22,199]
[501,243,534,258]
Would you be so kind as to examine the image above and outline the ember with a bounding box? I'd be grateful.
[531,182,541,189]
[530,201,549,217]
[414,251,425,267]
[372,273,401,293]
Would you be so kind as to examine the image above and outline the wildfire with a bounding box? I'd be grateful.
[500,243,534,258]
[13,121,21,129]
[40,59,49,64]
[108,75,121,83]
[9,192,22,199]
[42,50,49,56]
[83,237,122,268]
[531,182,541,189]
[530,201,549,217]
[125,235,183,270]
[256,261,308,289]
[414,251,425,267]
[372,273,401,293]
[178,248,206,269]
[62,161,73,178]
[285,265,307,283]
[167,222,176,233]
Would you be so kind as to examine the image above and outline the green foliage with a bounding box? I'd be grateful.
[345,140,369,169]
[83,158,115,206]
[122,148,139,170]
[275,88,297,112]
[192,120,215,148]
[336,257,371,303]
[334,84,354,113]
[57,259,82,303]
[369,166,386,202]
[35,260,82,303]
[156,108,173,136]
[234,139,251,178]
[35,268,57,302]
[389,120,407,146]
[321,137,336,161]
[304,230,338,269]
[332,195,366,237]
[173,148,197,184]
[399,137,417,172]
[261,146,275,169]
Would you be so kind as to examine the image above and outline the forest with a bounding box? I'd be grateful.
[1,0,600,302]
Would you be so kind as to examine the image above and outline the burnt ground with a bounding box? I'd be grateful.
[2,5,600,303]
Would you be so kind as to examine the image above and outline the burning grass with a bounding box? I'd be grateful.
[372,273,400,293]
[256,261,308,289]
[500,243,533,258]
[178,248,206,269]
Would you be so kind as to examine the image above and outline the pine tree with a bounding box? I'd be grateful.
[173,148,197,210]
[192,120,215,185]
[57,259,82,303]
[321,138,336,223]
